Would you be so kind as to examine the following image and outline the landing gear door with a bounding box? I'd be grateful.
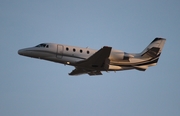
[57,45,63,58]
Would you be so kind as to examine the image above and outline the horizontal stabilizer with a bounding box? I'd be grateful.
[133,65,148,71]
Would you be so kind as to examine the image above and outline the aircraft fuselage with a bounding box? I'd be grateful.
[18,38,166,75]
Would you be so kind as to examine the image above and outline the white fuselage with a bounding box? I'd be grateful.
[18,43,135,70]
[18,38,166,75]
[19,43,95,64]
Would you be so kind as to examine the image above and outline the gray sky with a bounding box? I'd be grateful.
[0,0,180,116]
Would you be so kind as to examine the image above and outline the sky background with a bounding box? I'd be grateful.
[0,0,180,116]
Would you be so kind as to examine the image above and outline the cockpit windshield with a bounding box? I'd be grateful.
[35,44,49,48]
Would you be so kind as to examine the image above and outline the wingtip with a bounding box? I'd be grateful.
[103,46,112,49]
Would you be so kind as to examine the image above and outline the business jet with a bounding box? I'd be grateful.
[18,38,166,76]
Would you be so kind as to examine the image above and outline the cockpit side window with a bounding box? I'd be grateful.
[35,44,49,48]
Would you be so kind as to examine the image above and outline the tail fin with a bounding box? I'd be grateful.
[130,38,166,71]
[141,38,166,59]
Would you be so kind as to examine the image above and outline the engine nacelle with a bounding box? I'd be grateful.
[109,50,134,61]
[110,52,124,61]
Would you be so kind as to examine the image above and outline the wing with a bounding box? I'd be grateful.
[76,46,112,70]
[69,46,112,76]
[69,68,102,76]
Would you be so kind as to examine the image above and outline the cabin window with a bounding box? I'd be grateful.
[87,51,90,54]
[66,47,69,51]
[80,49,83,53]
[73,48,76,52]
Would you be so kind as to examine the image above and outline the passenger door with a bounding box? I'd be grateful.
[57,45,63,58]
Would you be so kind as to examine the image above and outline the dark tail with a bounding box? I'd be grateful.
[140,38,166,60]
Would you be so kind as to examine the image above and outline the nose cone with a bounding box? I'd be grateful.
[18,48,34,57]
[18,47,39,58]
[18,49,27,56]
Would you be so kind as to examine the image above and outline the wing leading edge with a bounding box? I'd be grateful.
[69,46,112,76]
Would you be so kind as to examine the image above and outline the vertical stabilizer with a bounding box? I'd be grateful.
[141,38,166,58]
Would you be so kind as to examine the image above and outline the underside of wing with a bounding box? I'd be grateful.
[69,68,102,76]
